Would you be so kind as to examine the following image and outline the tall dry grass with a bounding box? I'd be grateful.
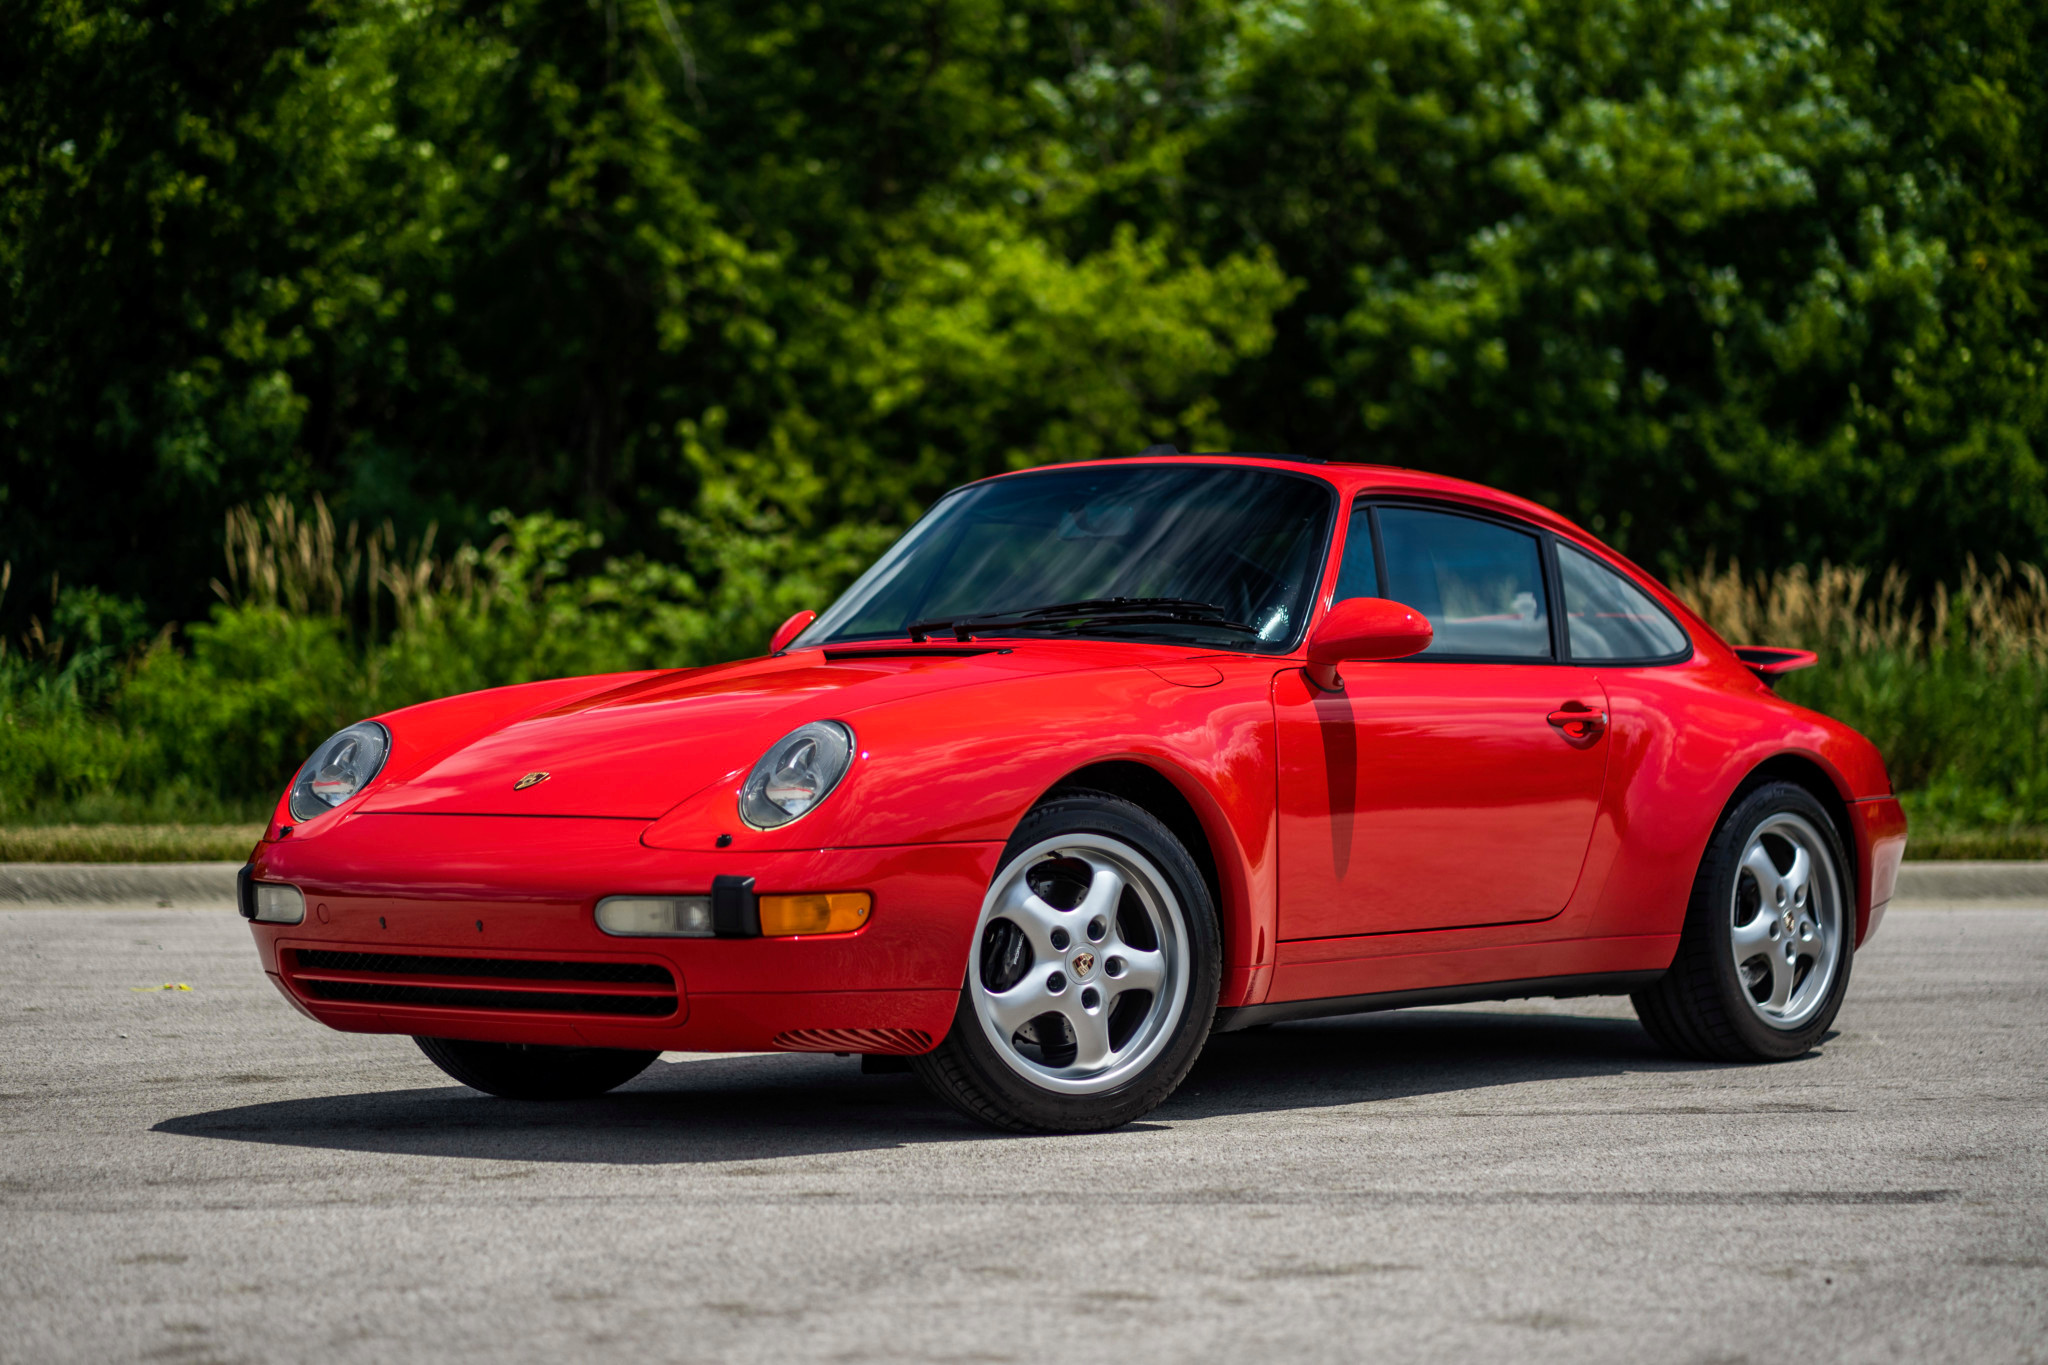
[1670,558,2048,845]
[214,494,498,638]
[1671,558,2048,662]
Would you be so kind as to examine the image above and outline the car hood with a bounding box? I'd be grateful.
[355,642,1208,820]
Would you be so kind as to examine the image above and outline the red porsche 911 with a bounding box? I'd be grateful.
[241,453,1907,1131]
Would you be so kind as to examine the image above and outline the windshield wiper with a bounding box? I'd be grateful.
[907,597,1259,643]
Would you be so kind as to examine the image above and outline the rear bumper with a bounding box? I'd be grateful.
[1848,795,1908,946]
[247,813,999,1052]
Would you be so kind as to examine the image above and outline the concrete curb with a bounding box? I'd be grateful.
[3,859,2046,910]
[0,862,242,909]
[1889,860,2048,908]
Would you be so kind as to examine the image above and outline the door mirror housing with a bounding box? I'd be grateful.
[1305,597,1432,690]
[768,609,818,655]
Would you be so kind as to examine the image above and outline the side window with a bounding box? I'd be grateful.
[1558,543,1690,661]
[1378,506,1551,659]
[1332,504,1379,601]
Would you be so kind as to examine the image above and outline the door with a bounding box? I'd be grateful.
[1276,503,1609,939]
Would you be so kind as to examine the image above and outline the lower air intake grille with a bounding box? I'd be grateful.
[304,979,675,1016]
[287,948,678,1019]
[294,949,670,985]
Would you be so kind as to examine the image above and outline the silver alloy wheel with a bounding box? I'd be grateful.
[969,833,1191,1096]
[1729,812,1844,1030]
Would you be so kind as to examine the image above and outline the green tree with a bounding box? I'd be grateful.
[1,0,1290,632]
[1190,0,2048,580]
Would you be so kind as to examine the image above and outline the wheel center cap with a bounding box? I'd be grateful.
[1070,951,1096,980]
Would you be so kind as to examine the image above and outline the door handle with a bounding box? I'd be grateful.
[1547,706,1607,740]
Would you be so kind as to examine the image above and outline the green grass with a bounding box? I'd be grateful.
[1899,828,2048,861]
[0,824,264,863]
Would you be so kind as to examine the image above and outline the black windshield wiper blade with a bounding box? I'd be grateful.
[906,597,1259,642]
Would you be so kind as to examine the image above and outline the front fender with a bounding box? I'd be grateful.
[641,662,1283,993]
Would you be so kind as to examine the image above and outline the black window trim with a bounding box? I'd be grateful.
[1338,496,1693,668]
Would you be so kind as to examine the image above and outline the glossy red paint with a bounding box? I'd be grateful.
[1303,595,1432,689]
[1274,662,1610,939]
[767,609,817,655]
[1730,645,1822,684]
[245,454,1904,1056]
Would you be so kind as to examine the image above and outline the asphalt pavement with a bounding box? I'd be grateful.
[1,903,2043,1363]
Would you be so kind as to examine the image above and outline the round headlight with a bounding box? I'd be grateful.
[738,721,856,829]
[288,721,391,823]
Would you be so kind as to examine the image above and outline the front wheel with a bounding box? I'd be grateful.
[414,1036,659,1099]
[1632,781,1854,1061]
[914,791,1221,1132]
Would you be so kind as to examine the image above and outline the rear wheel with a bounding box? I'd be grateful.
[1632,781,1854,1061]
[414,1036,659,1099]
[914,791,1221,1132]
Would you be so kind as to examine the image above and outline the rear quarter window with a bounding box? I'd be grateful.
[1557,543,1690,662]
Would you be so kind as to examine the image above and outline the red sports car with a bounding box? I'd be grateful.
[242,453,1907,1131]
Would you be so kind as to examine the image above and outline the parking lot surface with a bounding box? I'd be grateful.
[1,904,2042,1363]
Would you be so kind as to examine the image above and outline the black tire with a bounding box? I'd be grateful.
[913,790,1222,1133]
[414,1036,659,1099]
[1632,781,1855,1062]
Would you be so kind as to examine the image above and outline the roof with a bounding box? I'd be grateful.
[977,451,1592,544]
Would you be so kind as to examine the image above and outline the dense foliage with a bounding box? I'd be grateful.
[0,495,880,819]
[5,0,2046,637]
[4,0,2046,846]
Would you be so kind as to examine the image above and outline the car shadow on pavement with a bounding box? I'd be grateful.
[1167,1008,1814,1120]
[153,1008,1803,1165]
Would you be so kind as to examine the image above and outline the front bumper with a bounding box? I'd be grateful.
[247,813,1000,1053]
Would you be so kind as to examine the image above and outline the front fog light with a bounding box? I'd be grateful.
[250,883,305,925]
[596,895,713,937]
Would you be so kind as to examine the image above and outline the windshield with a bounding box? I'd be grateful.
[797,464,1334,652]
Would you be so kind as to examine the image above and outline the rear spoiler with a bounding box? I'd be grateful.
[1731,645,1818,689]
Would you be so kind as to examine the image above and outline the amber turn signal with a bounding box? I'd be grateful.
[757,891,872,937]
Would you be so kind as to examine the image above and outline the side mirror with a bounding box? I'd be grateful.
[768,609,818,655]
[1305,597,1432,691]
